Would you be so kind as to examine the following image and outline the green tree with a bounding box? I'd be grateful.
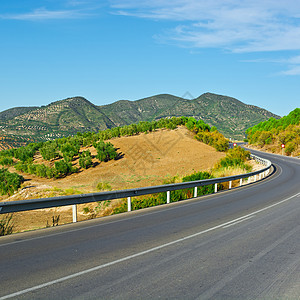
[54,160,74,177]
[94,141,118,162]
[40,141,60,161]
[79,150,93,169]
[0,157,14,166]
[0,168,24,195]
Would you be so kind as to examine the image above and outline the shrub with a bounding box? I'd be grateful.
[214,147,251,171]
[182,172,214,196]
[79,150,92,169]
[195,130,229,152]
[13,145,36,162]
[94,141,118,162]
[112,172,216,213]
[0,157,14,166]
[40,141,60,161]
[285,141,296,156]
[54,160,75,177]
[0,168,24,195]
[60,142,80,162]
[97,182,112,191]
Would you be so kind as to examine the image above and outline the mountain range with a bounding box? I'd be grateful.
[0,92,280,148]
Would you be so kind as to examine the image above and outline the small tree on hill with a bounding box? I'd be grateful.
[79,150,93,169]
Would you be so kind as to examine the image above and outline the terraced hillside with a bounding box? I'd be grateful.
[0,92,280,148]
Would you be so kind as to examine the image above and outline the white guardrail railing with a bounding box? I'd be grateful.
[0,154,272,222]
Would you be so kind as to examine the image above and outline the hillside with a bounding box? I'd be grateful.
[99,93,279,139]
[0,116,259,233]
[2,127,226,232]
[0,92,280,148]
[246,108,300,156]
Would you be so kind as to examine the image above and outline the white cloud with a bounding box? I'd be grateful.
[281,65,300,75]
[242,54,300,76]
[0,8,88,20]
[110,0,300,75]
[0,0,101,21]
[277,55,300,75]
[110,0,300,53]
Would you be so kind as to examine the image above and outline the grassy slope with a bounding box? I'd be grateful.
[2,127,227,232]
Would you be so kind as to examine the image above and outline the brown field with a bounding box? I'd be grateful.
[2,127,228,233]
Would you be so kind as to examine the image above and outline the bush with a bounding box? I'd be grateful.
[112,171,216,213]
[40,141,60,161]
[0,168,24,195]
[79,150,92,169]
[94,141,118,162]
[54,160,75,177]
[195,130,229,152]
[285,141,296,156]
[60,142,80,162]
[97,182,112,191]
[0,157,14,166]
[215,147,251,171]
[182,172,214,196]
[13,145,36,162]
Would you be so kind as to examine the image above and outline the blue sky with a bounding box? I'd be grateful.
[1,0,300,116]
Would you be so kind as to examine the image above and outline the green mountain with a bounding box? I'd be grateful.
[100,93,280,139]
[0,93,280,148]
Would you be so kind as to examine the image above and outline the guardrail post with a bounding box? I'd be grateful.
[239,178,243,186]
[229,181,232,189]
[72,204,77,223]
[127,197,131,212]
[194,187,197,197]
[254,175,257,182]
[214,183,218,193]
[167,191,170,204]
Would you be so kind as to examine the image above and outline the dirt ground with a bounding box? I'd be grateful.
[2,127,228,233]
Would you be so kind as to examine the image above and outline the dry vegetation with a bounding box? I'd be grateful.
[0,127,261,233]
[1,127,227,232]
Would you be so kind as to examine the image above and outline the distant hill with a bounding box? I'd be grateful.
[0,106,38,121]
[0,92,280,148]
[101,93,279,139]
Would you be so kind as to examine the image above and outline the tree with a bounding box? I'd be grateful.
[0,168,24,195]
[94,141,118,162]
[54,160,74,177]
[79,150,93,169]
[60,142,80,162]
[40,141,60,161]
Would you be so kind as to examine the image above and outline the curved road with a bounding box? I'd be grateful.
[0,149,299,299]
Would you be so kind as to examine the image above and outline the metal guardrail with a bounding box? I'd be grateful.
[0,154,272,222]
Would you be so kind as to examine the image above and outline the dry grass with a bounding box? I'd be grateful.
[1,127,263,233]
[211,166,247,189]
[1,127,227,233]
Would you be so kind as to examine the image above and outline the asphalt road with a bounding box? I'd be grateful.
[0,149,299,299]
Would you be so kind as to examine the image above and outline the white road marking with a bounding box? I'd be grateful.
[1,191,299,299]
[222,215,255,228]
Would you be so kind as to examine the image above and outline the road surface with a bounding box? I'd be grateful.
[0,149,299,299]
